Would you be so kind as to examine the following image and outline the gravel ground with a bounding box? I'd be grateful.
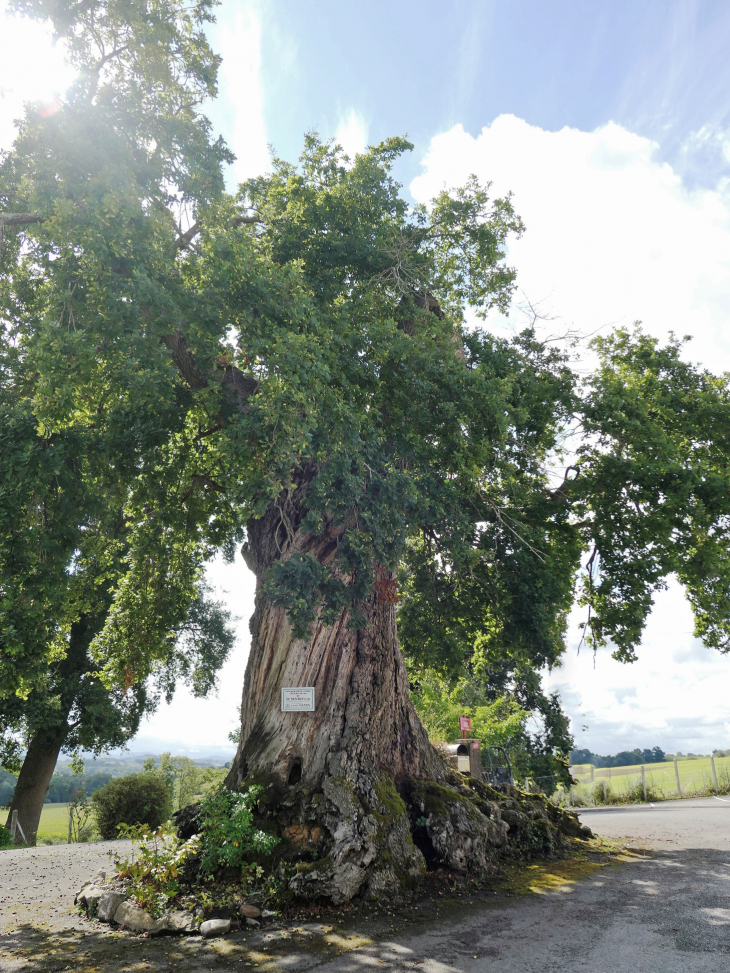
[1,799,729,971]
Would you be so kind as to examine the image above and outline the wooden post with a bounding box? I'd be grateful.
[674,757,682,797]
[570,785,574,806]
[10,810,27,846]
[602,780,607,802]
[711,755,719,791]
[68,806,73,844]
[641,765,647,802]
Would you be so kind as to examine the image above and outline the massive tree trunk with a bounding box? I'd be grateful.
[222,486,583,904]
[5,725,66,846]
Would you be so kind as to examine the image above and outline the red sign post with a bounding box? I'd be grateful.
[459,715,472,739]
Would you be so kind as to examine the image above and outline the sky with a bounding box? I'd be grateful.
[2,0,730,759]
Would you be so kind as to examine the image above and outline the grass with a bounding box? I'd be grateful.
[565,754,730,805]
[36,802,71,843]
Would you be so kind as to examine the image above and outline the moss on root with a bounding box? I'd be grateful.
[172,768,590,909]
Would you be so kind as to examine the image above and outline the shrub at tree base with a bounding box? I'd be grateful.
[92,773,172,840]
[197,787,279,876]
[0,824,12,849]
[113,786,279,918]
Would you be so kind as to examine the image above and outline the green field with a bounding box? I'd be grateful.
[567,754,730,804]
[36,802,71,843]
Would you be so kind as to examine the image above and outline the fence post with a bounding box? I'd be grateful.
[711,755,719,791]
[602,780,607,802]
[641,765,647,802]
[10,810,27,846]
[68,806,73,844]
[570,785,574,806]
[674,757,682,798]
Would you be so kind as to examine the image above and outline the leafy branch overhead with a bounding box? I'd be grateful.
[3,0,730,720]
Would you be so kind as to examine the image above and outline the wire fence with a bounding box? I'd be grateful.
[552,754,730,806]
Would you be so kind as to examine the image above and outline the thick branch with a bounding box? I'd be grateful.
[0,213,43,227]
[162,332,209,389]
[161,330,259,413]
[172,214,260,252]
[544,465,579,503]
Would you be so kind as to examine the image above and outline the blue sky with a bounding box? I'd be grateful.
[209,0,730,191]
[2,0,730,758]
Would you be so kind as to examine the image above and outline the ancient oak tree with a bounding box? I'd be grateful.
[5,0,730,895]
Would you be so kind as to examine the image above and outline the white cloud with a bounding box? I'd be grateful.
[210,4,269,185]
[138,552,256,751]
[411,115,730,753]
[411,115,730,372]
[546,579,730,755]
[0,8,75,151]
[335,108,368,160]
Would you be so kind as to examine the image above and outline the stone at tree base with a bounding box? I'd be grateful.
[173,803,201,840]
[200,918,231,937]
[76,885,104,911]
[153,910,197,935]
[113,900,157,933]
[240,903,261,918]
[97,890,128,922]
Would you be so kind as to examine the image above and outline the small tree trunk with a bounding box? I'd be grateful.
[5,726,66,845]
[4,616,93,846]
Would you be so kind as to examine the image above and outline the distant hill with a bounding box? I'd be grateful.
[55,752,233,777]
[1,752,234,807]
[570,746,667,768]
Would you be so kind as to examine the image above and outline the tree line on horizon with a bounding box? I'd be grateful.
[570,746,666,768]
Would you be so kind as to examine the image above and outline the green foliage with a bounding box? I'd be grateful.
[68,784,95,843]
[408,659,573,788]
[0,824,12,848]
[197,786,279,877]
[145,752,223,812]
[577,329,730,660]
[115,822,200,918]
[45,772,112,803]
[91,772,172,840]
[409,669,527,747]
[570,746,666,768]
[6,0,730,768]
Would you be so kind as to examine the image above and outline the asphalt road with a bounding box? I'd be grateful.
[319,798,730,973]
[1,798,729,972]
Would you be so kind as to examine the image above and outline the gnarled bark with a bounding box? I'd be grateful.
[223,490,590,904]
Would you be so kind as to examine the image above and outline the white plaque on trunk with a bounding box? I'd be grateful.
[281,687,315,712]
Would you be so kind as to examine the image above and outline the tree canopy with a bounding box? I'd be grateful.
[3,0,730,739]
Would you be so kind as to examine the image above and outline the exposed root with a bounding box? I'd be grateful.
[223,770,593,906]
